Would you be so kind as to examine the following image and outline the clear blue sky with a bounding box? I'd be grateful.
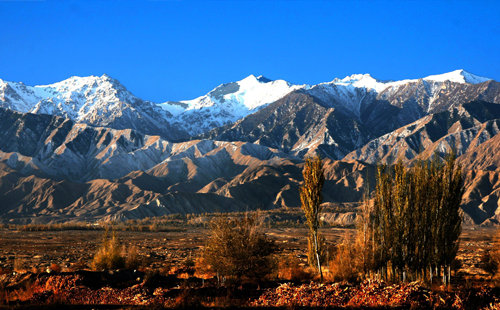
[1,0,499,102]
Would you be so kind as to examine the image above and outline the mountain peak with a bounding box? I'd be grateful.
[330,73,391,91]
[256,75,273,83]
[238,75,274,84]
[423,69,491,84]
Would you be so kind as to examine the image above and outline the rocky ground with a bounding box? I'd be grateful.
[0,226,493,278]
[0,226,498,309]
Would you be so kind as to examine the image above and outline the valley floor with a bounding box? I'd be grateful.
[0,226,497,309]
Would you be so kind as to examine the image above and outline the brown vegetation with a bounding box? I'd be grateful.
[355,153,464,284]
[201,214,278,283]
[0,224,499,309]
[300,155,326,282]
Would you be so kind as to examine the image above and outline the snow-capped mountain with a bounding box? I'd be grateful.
[423,69,491,84]
[199,70,499,159]
[0,69,496,143]
[306,69,493,119]
[0,74,189,141]
[159,69,493,136]
[327,69,490,91]
[159,74,306,135]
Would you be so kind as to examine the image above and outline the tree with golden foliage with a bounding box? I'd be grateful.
[300,154,325,282]
[355,175,375,277]
[202,214,278,283]
[359,151,464,284]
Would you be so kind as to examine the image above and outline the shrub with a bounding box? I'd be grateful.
[182,257,195,267]
[278,254,313,282]
[92,228,125,271]
[71,259,88,271]
[481,248,500,279]
[125,245,141,270]
[203,214,278,283]
[50,263,62,273]
[329,236,361,283]
[159,261,172,276]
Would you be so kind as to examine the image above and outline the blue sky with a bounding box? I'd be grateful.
[1,0,499,102]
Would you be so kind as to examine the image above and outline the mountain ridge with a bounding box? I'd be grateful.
[2,70,500,225]
[1,70,495,139]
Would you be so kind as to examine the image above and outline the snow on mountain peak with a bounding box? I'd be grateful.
[1,69,496,139]
[158,74,306,135]
[423,69,491,84]
[256,75,273,83]
[0,74,142,124]
[330,73,393,92]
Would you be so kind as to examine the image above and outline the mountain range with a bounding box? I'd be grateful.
[1,69,500,225]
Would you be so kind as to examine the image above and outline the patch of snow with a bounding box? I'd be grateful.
[424,69,491,84]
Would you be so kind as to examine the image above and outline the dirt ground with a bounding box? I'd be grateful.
[0,226,496,279]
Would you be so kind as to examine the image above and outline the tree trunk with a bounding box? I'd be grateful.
[448,265,451,286]
[313,232,323,283]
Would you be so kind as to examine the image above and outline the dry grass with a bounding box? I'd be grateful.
[92,228,125,271]
[327,235,363,283]
[13,256,24,273]
[125,244,142,270]
[277,254,314,282]
[0,267,11,276]
[0,282,36,305]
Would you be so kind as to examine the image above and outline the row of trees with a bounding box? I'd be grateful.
[302,153,464,285]
[359,154,463,284]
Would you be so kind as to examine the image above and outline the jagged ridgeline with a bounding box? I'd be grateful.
[1,70,500,224]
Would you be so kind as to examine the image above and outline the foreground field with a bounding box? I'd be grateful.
[0,226,498,309]
[0,226,493,278]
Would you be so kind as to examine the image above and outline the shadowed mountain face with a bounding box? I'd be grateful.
[0,108,290,183]
[198,80,500,159]
[344,101,500,164]
[198,91,376,159]
[0,107,376,223]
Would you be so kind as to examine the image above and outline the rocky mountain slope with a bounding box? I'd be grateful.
[2,70,500,225]
[344,101,500,164]
[198,91,376,159]
[199,74,500,160]
[2,70,497,145]
[0,108,291,183]
[0,75,189,141]
[0,151,375,224]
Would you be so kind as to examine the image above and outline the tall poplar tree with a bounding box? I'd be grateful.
[300,154,325,282]
[361,151,463,283]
